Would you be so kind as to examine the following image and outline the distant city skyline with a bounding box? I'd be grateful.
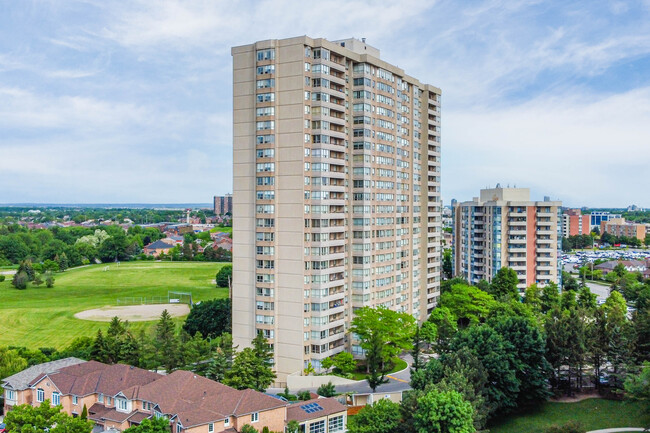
[1,1,649,207]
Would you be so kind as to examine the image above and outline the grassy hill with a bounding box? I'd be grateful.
[0,261,229,349]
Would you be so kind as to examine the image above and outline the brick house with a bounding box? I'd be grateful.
[3,360,346,433]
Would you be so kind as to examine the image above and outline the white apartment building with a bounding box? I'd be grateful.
[453,187,562,290]
[231,36,442,382]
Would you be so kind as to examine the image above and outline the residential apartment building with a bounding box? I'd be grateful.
[232,36,442,381]
[562,209,590,238]
[590,211,621,230]
[601,217,647,241]
[2,360,346,433]
[453,187,562,290]
[214,194,233,215]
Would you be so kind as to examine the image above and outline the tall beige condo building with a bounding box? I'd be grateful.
[453,187,561,290]
[232,36,442,382]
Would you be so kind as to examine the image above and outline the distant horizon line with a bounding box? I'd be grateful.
[0,203,212,209]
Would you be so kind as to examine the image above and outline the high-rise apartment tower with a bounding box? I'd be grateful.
[232,36,442,382]
[214,194,233,215]
[453,187,561,290]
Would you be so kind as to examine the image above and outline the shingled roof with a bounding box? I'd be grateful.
[1,357,85,390]
[135,370,286,428]
[31,361,161,397]
[286,398,346,423]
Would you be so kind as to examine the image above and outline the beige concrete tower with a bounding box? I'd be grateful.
[232,36,442,384]
[452,187,562,290]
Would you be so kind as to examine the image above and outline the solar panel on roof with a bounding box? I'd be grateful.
[299,403,324,413]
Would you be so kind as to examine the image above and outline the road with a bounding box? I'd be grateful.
[585,281,611,301]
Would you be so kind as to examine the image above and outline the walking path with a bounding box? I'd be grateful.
[586,429,645,433]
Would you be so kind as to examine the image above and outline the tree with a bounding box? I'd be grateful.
[349,307,416,371]
[56,252,69,271]
[81,404,88,420]
[4,401,91,433]
[12,271,29,289]
[216,265,233,288]
[413,389,475,433]
[489,267,520,300]
[154,309,181,372]
[541,282,560,313]
[424,306,458,354]
[624,362,650,415]
[0,346,28,379]
[17,259,36,281]
[523,284,543,313]
[436,347,489,430]
[45,272,55,288]
[287,420,300,433]
[449,325,519,416]
[348,398,402,433]
[91,329,109,362]
[491,316,552,408]
[224,347,276,392]
[123,416,172,433]
[577,286,597,311]
[183,298,231,338]
[440,284,496,326]
[366,332,389,392]
[240,425,257,433]
[317,381,336,397]
[442,249,453,280]
[331,351,356,375]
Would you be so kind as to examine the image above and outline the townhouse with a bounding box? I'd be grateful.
[2,360,346,433]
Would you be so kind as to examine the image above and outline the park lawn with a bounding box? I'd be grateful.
[210,226,232,234]
[339,357,408,381]
[488,398,649,433]
[0,261,229,349]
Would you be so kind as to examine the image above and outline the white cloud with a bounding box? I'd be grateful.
[443,86,650,207]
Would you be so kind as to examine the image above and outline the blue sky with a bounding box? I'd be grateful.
[1,0,649,207]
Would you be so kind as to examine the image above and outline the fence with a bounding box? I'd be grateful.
[116,296,170,306]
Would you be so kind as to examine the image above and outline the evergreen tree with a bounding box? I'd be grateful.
[91,329,108,363]
[17,259,35,281]
[224,347,276,391]
[81,404,88,420]
[154,309,181,372]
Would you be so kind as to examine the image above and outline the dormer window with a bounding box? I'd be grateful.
[117,398,128,412]
[224,418,230,427]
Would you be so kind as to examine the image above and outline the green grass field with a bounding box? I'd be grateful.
[210,226,232,234]
[488,398,649,433]
[0,262,229,349]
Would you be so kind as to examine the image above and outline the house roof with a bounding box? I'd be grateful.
[286,398,346,423]
[145,239,175,250]
[32,361,161,397]
[88,403,150,424]
[134,370,286,428]
[1,357,85,390]
[595,260,646,270]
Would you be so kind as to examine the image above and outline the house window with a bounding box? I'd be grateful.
[309,420,325,433]
[6,389,16,401]
[37,388,45,402]
[52,392,60,406]
[224,418,230,427]
[208,423,214,432]
[117,398,128,411]
[328,416,344,432]
[176,423,182,433]
[73,395,78,405]
[251,412,259,423]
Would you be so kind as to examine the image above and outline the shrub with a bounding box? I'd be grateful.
[45,273,55,288]
[317,381,336,397]
[12,271,29,289]
[0,275,5,282]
